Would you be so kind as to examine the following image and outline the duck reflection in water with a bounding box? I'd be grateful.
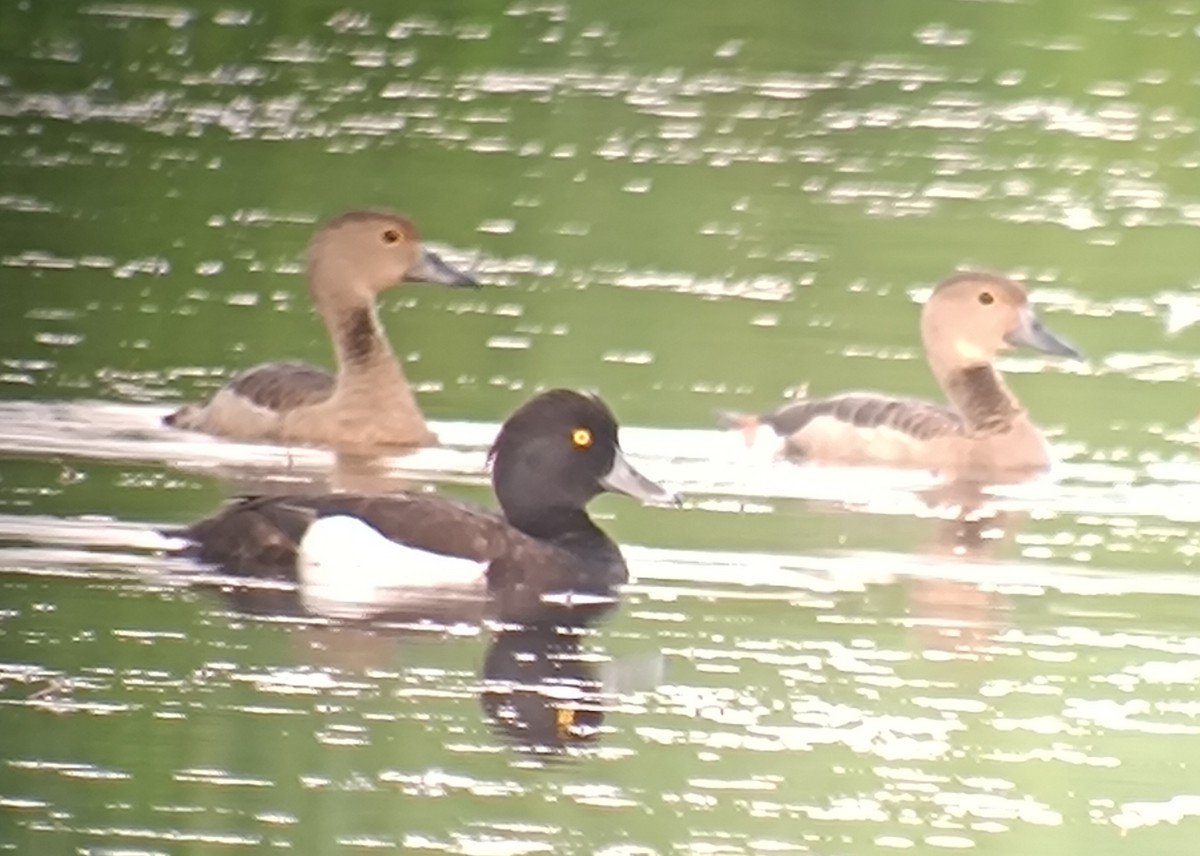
[481,625,609,753]
[188,552,635,755]
[177,449,437,505]
[903,481,1021,653]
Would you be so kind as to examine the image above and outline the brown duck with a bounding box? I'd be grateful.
[164,210,478,449]
[719,271,1083,483]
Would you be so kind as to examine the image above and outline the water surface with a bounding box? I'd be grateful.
[4,0,1200,853]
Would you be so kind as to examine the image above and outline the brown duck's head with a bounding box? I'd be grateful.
[920,271,1082,371]
[308,209,479,298]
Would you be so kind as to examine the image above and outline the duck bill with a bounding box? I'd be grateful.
[600,448,681,507]
[411,247,479,288]
[1005,306,1082,360]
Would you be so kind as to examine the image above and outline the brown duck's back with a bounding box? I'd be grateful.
[749,392,1052,478]
[762,393,962,442]
[764,393,961,469]
[227,362,337,411]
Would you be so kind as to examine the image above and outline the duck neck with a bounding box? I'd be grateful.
[505,504,591,539]
[310,266,422,413]
[326,302,396,376]
[940,364,1022,435]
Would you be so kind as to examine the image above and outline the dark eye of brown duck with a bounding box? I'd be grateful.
[571,428,593,449]
[978,291,994,306]
[382,229,401,245]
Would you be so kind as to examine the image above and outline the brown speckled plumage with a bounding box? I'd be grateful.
[758,394,962,445]
[225,362,336,412]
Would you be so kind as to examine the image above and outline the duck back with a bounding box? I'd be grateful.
[178,492,629,625]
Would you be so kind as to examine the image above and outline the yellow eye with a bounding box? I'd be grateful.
[556,706,576,736]
[572,428,592,448]
[382,229,401,244]
[978,291,994,306]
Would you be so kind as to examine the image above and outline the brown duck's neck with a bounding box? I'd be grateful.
[941,364,1022,435]
[323,300,423,412]
[309,258,401,373]
[329,305,393,369]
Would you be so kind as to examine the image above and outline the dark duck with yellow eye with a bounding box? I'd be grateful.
[718,271,1083,484]
[177,389,680,625]
[164,209,479,451]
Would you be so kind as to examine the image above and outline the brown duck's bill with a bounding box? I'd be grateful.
[1005,306,1083,360]
[412,247,480,288]
[601,448,682,507]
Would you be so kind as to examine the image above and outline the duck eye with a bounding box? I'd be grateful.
[382,229,401,245]
[571,428,592,449]
[555,706,576,737]
[978,291,994,306]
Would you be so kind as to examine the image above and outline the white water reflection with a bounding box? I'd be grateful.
[7,0,1200,850]
[6,400,1200,526]
[4,496,1200,853]
[4,502,1200,606]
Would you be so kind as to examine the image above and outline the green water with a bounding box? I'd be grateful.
[4,0,1200,852]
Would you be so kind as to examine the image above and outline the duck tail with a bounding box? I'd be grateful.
[157,523,190,543]
[714,410,762,447]
[162,405,194,428]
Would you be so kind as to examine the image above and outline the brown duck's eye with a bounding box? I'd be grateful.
[571,428,593,449]
[978,291,994,305]
[382,229,401,244]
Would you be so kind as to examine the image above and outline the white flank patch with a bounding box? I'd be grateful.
[298,515,486,619]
